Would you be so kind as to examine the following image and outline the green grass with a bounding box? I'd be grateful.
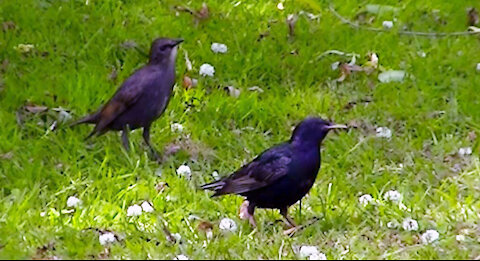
[1,0,480,259]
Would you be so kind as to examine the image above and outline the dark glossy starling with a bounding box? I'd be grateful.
[71,37,183,160]
[201,117,347,232]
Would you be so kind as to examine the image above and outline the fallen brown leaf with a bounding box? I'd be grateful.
[183,75,197,90]
[286,14,298,39]
[24,105,48,113]
[0,152,13,160]
[337,63,364,82]
[155,182,169,193]
[468,8,479,26]
[2,21,16,31]
[468,131,477,142]
[197,221,214,232]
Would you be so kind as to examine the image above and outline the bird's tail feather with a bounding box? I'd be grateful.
[69,113,99,127]
[200,181,226,196]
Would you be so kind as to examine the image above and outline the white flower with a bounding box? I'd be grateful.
[384,190,402,202]
[456,235,466,241]
[299,246,327,260]
[14,44,35,53]
[382,21,393,29]
[359,194,373,206]
[458,147,472,156]
[174,254,189,260]
[421,229,440,244]
[387,221,397,229]
[40,212,46,217]
[376,127,392,138]
[176,165,192,179]
[67,196,81,208]
[141,201,154,213]
[199,63,215,77]
[219,217,237,232]
[211,43,228,54]
[331,61,340,71]
[172,233,182,242]
[127,204,142,217]
[99,232,116,245]
[476,63,480,72]
[402,218,419,231]
[206,230,213,239]
[277,2,284,10]
[171,123,184,133]
[212,171,220,180]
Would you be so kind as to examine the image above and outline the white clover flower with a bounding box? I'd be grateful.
[212,171,220,180]
[359,194,373,206]
[14,44,35,53]
[176,165,192,179]
[402,218,419,231]
[456,235,466,241]
[421,229,440,244]
[171,123,184,133]
[384,190,402,202]
[211,43,227,54]
[219,217,237,232]
[387,221,397,229]
[172,233,182,242]
[458,147,472,156]
[99,232,116,245]
[141,201,154,213]
[40,212,46,217]
[174,254,189,260]
[382,21,393,29]
[376,127,392,139]
[277,2,284,10]
[127,204,142,217]
[67,196,81,208]
[199,63,215,77]
[299,246,327,260]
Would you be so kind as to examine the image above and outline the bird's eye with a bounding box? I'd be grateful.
[159,45,168,51]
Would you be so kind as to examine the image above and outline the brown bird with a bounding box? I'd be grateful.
[71,37,183,160]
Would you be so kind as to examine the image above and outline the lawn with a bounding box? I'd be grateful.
[1,0,480,259]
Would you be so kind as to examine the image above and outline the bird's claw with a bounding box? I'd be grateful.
[283,226,300,236]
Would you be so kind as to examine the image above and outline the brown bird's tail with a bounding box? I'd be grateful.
[69,113,99,127]
[70,113,100,140]
[200,180,227,197]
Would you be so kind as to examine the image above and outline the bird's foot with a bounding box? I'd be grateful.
[283,226,300,236]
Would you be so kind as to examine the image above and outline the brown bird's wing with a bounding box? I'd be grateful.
[89,67,154,136]
[202,143,292,196]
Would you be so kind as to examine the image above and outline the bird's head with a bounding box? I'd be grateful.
[290,117,347,145]
[149,37,184,65]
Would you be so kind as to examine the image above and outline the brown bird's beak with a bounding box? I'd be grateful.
[326,124,348,130]
[173,38,184,46]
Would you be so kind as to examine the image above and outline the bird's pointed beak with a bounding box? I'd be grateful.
[326,124,348,130]
[173,38,184,46]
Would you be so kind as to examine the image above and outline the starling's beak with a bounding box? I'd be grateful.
[173,38,184,46]
[326,124,348,130]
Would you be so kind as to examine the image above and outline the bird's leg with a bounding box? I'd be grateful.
[143,126,161,162]
[121,125,130,151]
[239,200,257,228]
[247,202,257,228]
[281,207,299,236]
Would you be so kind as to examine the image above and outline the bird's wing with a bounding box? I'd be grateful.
[219,143,292,195]
[91,67,156,135]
